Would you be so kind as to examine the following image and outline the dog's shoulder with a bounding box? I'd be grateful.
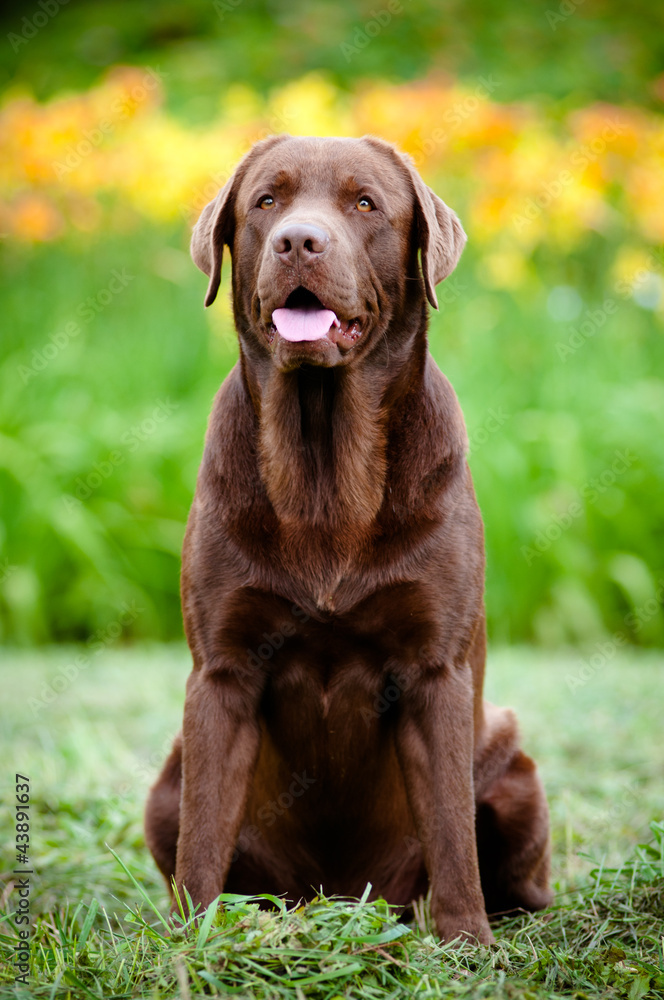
[201,363,256,471]
[423,355,469,458]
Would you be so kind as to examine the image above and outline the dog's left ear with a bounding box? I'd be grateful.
[404,159,467,310]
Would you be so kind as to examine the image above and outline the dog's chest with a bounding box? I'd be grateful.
[235,581,434,761]
[313,567,347,613]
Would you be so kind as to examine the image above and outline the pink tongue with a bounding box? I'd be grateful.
[272,307,338,342]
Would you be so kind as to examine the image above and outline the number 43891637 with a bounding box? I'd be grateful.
[15,775,30,852]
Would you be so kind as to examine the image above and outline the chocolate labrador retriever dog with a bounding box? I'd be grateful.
[145,134,551,944]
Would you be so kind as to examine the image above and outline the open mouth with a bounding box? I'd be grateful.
[270,287,362,345]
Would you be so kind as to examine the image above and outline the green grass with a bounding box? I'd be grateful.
[1,645,662,998]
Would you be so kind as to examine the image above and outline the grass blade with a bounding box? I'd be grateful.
[107,846,170,932]
[76,898,99,953]
[195,895,221,950]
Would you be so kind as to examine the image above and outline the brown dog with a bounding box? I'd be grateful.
[145,134,551,944]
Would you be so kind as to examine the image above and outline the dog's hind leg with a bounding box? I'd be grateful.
[474,704,552,916]
[144,733,181,891]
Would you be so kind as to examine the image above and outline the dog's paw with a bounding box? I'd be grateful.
[434,911,495,947]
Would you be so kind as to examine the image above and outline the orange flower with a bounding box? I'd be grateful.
[0,67,661,258]
[11,193,63,242]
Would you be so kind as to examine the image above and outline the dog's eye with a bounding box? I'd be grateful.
[258,196,275,210]
[356,196,375,212]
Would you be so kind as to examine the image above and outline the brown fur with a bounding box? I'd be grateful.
[145,135,551,944]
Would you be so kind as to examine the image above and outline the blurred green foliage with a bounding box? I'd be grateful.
[1,0,663,647]
[1,0,664,110]
[1,228,663,646]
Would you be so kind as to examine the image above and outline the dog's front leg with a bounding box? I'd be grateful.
[174,668,261,913]
[395,664,493,945]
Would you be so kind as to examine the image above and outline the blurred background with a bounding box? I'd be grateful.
[1,0,663,651]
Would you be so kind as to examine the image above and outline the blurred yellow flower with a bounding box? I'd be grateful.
[0,66,661,259]
[267,73,353,138]
[481,249,529,290]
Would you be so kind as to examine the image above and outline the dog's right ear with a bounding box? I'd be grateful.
[190,176,236,308]
[405,163,466,311]
[191,134,292,308]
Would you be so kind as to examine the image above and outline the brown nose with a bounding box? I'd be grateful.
[272,223,330,264]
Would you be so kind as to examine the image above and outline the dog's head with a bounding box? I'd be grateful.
[191,134,465,371]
